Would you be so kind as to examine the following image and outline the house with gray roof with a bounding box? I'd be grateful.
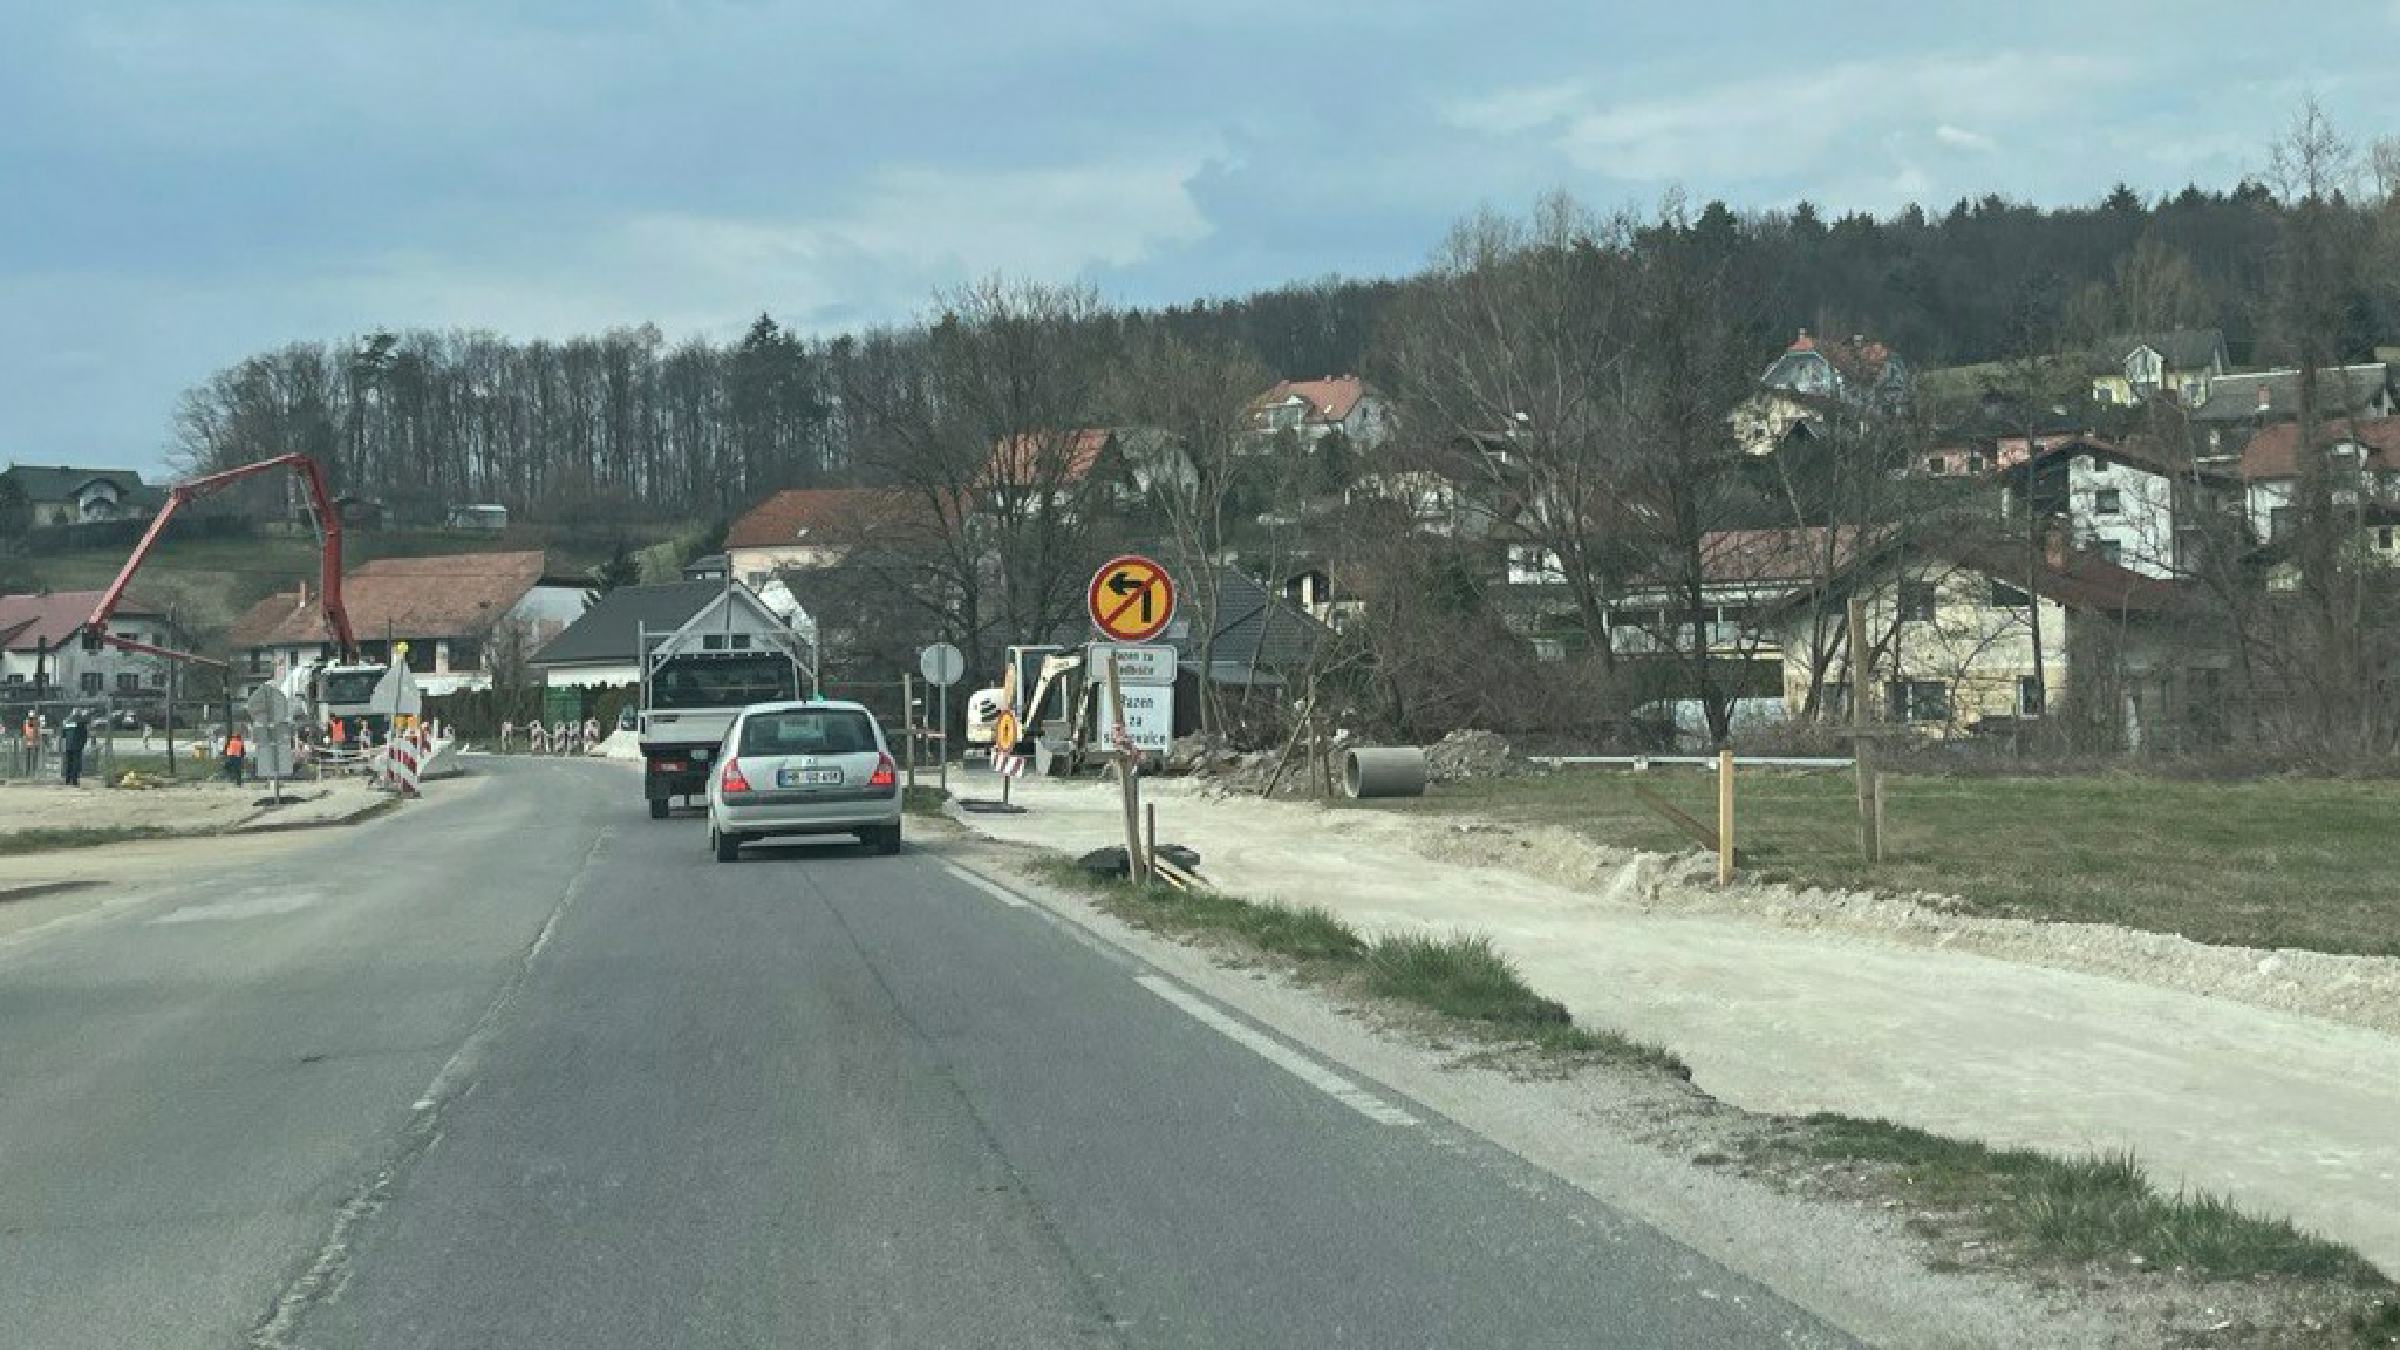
[1,464,165,527]
[2091,330,2228,407]
[529,580,725,688]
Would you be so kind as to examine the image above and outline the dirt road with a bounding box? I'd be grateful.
[953,771,2400,1275]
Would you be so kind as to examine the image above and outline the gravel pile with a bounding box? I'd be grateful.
[1425,729,1521,782]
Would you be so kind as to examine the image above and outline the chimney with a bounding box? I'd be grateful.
[298,580,309,608]
[2256,384,2272,415]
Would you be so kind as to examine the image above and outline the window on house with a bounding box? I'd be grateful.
[2094,488,2123,516]
[2098,539,2123,564]
[150,672,167,688]
[1968,452,1989,472]
[730,633,753,649]
[1891,680,1951,723]
[80,672,104,694]
[2019,676,2045,717]
[2269,505,2295,542]
[5,674,22,685]
[115,672,140,693]
[1987,578,2031,608]
[1927,455,1948,476]
[449,637,482,671]
[250,650,268,674]
[1898,581,1937,623]
[702,633,726,651]
[2380,526,2396,552]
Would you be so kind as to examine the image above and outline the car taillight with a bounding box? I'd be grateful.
[868,753,896,788]
[646,758,675,773]
[720,758,751,793]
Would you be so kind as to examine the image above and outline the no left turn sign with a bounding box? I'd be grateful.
[1087,555,1176,643]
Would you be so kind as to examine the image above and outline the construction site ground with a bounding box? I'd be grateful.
[946,766,2400,1278]
[0,775,390,846]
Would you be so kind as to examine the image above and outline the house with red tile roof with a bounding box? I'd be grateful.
[2235,415,2400,555]
[0,590,181,706]
[1766,532,2205,745]
[1245,376,1393,452]
[226,551,588,695]
[724,488,939,588]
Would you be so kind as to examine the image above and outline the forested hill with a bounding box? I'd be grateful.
[172,179,2399,525]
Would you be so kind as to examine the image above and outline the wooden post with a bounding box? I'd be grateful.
[1145,801,1158,872]
[902,673,917,790]
[1715,748,1735,886]
[1848,595,1883,864]
[1108,651,1147,885]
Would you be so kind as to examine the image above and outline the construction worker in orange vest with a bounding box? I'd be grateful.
[222,727,247,785]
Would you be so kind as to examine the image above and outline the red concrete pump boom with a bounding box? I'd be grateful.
[83,453,356,669]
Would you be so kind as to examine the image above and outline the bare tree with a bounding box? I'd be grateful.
[1104,332,1272,737]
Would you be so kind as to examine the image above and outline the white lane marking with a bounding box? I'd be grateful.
[944,864,1028,908]
[1134,973,1418,1127]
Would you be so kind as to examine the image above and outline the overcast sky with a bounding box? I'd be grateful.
[7,0,2399,474]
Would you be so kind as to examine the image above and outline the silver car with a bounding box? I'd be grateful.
[704,700,903,862]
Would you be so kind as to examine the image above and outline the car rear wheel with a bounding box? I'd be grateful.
[711,826,741,863]
[865,823,902,856]
[648,798,669,820]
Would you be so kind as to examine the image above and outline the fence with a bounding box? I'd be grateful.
[0,696,258,782]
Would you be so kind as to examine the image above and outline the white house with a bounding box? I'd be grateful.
[2237,415,2400,551]
[1,465,163,527]
[0,591,180,703]
[228,551,588,696]
[1996,438,2236,579]
[1245,377,1394,452]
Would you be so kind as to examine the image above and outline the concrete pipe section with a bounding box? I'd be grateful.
[1343,746,1429,799]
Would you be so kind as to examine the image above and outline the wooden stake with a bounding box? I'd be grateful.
[1108,650,1147,886]
[1716,748,1735,887]
[1848,595,1883,864]
[1145,800,1157,872]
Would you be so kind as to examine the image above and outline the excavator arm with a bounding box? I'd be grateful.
[82,454,355,669]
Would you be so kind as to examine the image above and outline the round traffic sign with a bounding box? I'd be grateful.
[992,710,1020,754]
[1087,555,1177,643]
[918,642,966,687]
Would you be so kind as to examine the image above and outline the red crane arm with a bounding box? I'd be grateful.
[83,453,356,666]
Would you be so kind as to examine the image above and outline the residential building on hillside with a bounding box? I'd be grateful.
[528,580,725,689]
[2188,364,2397,458]
[1,465,165,527]
[725,488,926,586]
[2237,415,2400,552]
[1244,377,1393,452]
[1730,331,1910,455]
[226,551,588,696]
[1603,527,1870,666]
[2089,330,2229,407]
[979,427,1185,518]
[1773,539,2204,747]
[1995,437,2239,579]
[0,591,181,704]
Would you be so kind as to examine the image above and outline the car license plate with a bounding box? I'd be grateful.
[692,747,713,762]
[778,767,841,787]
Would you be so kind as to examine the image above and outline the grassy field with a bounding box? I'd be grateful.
[1360,771,2400,957]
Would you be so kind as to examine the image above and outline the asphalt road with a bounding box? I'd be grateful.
[0,757,1853,1349]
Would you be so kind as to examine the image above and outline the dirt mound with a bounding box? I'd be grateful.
[1425,729,1521,782]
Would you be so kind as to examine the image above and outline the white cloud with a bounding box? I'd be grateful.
[323,156,1217,339]
[1446,52,2113,187]
[1935,124,1997,152]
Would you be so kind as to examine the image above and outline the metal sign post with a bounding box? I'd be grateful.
[918,642,965,796]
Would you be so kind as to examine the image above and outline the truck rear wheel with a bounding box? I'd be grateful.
[648,797,669,820]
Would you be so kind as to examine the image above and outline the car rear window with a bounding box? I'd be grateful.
[739,709,877,757]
